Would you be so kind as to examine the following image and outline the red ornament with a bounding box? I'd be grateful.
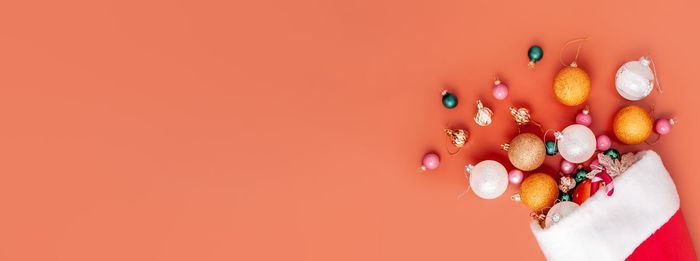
[572,179,603,205]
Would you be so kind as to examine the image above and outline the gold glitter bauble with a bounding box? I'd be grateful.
[506,133,546,171]
[613,105,652,145]
[553,66,591,106]
[520,173,558,212]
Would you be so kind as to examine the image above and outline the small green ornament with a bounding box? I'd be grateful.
[441,91,458,109]
[527,45,543,68]
[545,140,558,156]
[559,192,571,202]
[574,167,587,183]
[604,148,620,160]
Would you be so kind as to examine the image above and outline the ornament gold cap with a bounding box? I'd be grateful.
[511,193,521,201]
[670,118,678,125]
[441,90,448,96]
[464,164,474,174]
[501,143,510,151]
[582,105,590,115]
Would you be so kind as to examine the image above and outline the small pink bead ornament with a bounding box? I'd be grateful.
[420,153,440,171]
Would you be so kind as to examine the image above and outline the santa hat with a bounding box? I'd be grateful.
[530,150,696,261]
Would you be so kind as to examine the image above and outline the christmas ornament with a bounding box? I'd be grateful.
[590,171,614,196]
[441,90,458,109]
[509,169,524,185]
[545,140,558,156]
[575,107,592,126]
[528,45,543,68]
[613,105,653,145]
[560,159,576,175]
[474,100,493,126]
[555,124,596,163]
[553,37,591,106]
[654,118,677,135]
[615,56,662,101]
[558,176,577,193]
[465,160,509,199]
[574,167,587,183]
[509,106,542,131]
[572,179,602,205]
[603,148,620,160]
[588,152,636,178]
[502,133,546,171]
[420,153,440,171]
[444,128,469,155]
[558,191,571,202]
[520,173,558,212]
[545,201,579,228]
[492,77,508,100]
[596,135,612,151]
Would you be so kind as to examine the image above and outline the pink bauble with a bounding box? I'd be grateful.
[560,159,576,175]
[508,169,524,184]
[575,111,592,126]
[654,119,673,135]
[492,83,508,100]
[421,153,440,170]
[589,158,602,170]
[596,135,612,151]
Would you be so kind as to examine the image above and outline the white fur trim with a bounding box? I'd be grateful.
[530,150,680,261]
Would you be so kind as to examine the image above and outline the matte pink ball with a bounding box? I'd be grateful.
[654,119,672,135]
[575,111,592,126]
[508,169,524,184]
[421,153,440,170]
[560,159,576,175]
[492,83,508,100]
[596,135,612,151]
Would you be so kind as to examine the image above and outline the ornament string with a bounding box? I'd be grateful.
[457,166,472,198]
[560,37,590,67]
[543,129,559,148]
[648,55,663,93]
[444,130,462,156]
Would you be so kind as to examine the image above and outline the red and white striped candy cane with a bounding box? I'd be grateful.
[590,171,614,196]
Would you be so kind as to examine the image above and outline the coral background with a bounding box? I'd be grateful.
[1,0,699,260]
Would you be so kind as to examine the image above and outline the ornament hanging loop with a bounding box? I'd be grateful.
[647,55,663,94]
[458,164,473,198]
[560,37,590,67]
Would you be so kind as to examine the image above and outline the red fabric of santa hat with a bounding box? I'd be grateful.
[530,150,696,261]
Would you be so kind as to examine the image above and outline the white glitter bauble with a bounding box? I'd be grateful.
[545,201,580,228]
[466,160,508,199]
[556,124,596,163]
[615,57,655,101]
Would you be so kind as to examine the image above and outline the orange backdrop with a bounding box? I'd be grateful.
[1,0,699,260]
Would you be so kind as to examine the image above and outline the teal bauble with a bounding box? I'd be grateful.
[574,167,587,183]
[441,91,458,109]
[559,192,572,202]
[528,46,543,68]
[545,140,558,156]
[604,148,620,160]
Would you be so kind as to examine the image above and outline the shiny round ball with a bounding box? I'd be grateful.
[560,159,576,175]
[574,167,588,183]
[508,169,524,185]
[596,135,612,151]
[615,57,655,101]
[553,66,591,106]
[520,173,558,212]
[654,118,673,135]
[492,83,508,100]
[603,148,620,160]
[421,153,440,170]
[468,160,509,199]
[442,92,458,109]
[528,46,543,63]
[545,140,558,156]
[507,133,546,171]
[545,201,580,228]
[557,124,597,163]
[613,105,653,145]
[559,192,572,202]
[575,111,592,126]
